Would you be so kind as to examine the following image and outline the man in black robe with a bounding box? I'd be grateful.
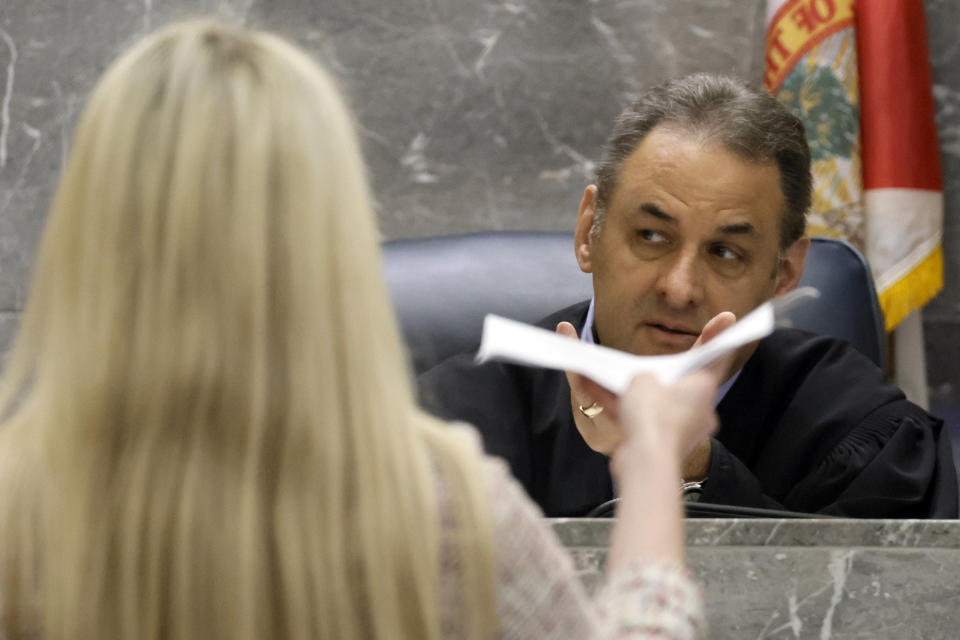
[419,73,958,518]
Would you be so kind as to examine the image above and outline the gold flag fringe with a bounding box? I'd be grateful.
[878,246,943,332]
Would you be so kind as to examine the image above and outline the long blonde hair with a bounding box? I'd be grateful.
[0,19,494,639]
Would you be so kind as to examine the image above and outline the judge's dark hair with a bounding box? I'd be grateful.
[593,73,812,249]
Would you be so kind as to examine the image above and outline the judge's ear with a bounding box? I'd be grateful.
[575,185,599,274]
[773,235,810,296]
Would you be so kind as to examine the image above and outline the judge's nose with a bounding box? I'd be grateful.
[655,250,705,310]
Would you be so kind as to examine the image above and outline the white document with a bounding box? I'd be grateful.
[476,287,819,394]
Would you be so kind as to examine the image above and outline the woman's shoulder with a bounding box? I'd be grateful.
[439,422,532,510]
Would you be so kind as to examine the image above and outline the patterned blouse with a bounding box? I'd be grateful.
[438,429,704,639]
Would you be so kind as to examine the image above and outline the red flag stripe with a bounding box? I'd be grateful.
[856,0,942,191]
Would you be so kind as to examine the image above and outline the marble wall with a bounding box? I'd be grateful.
[922,0,960,413]
[0,0,957,405]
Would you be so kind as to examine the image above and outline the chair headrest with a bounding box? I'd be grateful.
[383,233,885,373]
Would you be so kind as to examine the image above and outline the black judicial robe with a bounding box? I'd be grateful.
[418,301,959,518]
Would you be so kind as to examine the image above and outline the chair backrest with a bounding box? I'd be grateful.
[382,232,885,374]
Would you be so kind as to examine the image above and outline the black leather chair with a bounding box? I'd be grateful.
[382,232,885,374]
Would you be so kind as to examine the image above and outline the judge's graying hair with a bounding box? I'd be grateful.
[592,73,813,249]
[0,18,496,640]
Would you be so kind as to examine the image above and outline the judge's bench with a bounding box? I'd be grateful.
[555,517,960,638]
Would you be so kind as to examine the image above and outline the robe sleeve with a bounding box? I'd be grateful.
[705,331,959,518]
[787,401,957,517]
[697,437,784,511]
[700,401,958,517]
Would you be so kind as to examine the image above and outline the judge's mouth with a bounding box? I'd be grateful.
[644,321,701,348]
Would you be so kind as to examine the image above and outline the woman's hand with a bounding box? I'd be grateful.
[599,368,726,569]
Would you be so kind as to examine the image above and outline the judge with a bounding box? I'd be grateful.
[420,73,958,518]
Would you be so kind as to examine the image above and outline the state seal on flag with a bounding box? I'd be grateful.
[770,27,865,249]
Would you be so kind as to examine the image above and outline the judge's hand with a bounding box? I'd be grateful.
[576,371,722,480]
[557,322,624,455]
[557,311,737,466]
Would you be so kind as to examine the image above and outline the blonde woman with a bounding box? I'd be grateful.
[0,19,720,640]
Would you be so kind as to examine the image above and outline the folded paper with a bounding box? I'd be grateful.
[476,287,819,393]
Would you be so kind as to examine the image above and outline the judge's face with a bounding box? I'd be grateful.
[574,125,808,358]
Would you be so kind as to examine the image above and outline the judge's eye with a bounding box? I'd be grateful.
[709,244,741,261]
[637,229,668,244]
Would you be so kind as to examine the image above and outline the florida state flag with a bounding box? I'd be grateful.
[857,1,943,331]
[764,0,943,332]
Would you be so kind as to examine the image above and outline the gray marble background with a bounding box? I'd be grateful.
[0,1,957,409]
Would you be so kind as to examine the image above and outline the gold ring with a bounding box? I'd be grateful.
[578,401,604,419]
